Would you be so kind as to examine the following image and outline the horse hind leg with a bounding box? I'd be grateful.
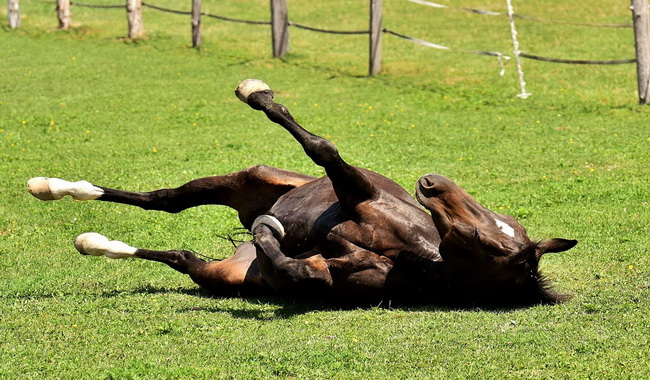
[73,232,199,272]
[27,165,315,228]
[73,233,266,295]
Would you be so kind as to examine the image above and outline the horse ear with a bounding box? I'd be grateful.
[535,239,578,260]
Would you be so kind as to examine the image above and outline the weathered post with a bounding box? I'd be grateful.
[7,0,20,29]
[126,0,144,39]
[270,0,289,58]
[369,0,383,75]
[631,0,650,104]
[57,0,71,30]
[191,0,202,47]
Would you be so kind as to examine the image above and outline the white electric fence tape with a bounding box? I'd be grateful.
[407,0,503,16]
[383,29,511,76]
[505,0,531,98]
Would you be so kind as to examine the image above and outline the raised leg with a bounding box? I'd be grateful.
[27,165,315,228]
[73,232,267,295]
[236,79,378,208]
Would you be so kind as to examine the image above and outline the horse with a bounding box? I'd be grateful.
[27,79,577,306]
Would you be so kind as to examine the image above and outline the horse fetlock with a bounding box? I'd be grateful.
[27,177,104,201]
[74,232,137,259]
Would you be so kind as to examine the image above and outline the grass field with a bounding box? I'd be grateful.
[1,0,649,378]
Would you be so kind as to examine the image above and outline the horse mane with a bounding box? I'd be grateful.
[513,241,571,305]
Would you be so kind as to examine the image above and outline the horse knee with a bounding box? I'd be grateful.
[305,138,339,166]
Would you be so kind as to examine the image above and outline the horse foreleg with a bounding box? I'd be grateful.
[28,165,315,227]
[73,233,267,295]
[236,79,378,208]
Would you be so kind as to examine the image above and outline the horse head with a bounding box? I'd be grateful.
[415,174,577,304]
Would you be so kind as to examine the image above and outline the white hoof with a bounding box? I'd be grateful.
[27,177,59,200]
[252,215,285,239]
[27,177,104,201]
[74,232,137,259]
[235,79,271,104]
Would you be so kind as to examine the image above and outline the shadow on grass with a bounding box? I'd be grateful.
[102,284,535,319]
[3,284,547,320]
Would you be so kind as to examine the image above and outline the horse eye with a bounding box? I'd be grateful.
[512,259,528,266]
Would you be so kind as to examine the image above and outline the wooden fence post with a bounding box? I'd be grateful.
[270,0,289,58]
[126,0,143,39]
[7,0,20,29]
[369,0,383,75]
[57,0,71,30]
[191,0,202,47]
[631,0,650,104]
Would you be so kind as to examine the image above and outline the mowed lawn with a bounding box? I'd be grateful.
[1,0,649,378]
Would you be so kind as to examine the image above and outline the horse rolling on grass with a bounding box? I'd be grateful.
[27,79,577,306]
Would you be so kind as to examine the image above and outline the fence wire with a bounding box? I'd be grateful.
[203,13,269,25]
[70,1,123,8]
[407,0,633,28]
[290,21,368,35]
[384,28,506,58]
[141,3,189,15]
[141,3,270,24]
[383,28,510,75]
[519,53,636,65]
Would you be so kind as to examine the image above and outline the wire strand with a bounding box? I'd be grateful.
[290,21,368,35]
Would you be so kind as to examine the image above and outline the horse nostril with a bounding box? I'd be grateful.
[422,177,435,189]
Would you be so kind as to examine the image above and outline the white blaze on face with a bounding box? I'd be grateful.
[494,218,516,237]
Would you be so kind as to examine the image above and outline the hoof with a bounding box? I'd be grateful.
[235,79,272,104]
[27,177,59,200]
[74,232,137,259]
[74,233,108,256]
[27,177,103,201]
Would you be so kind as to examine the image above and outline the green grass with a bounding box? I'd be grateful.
[1,0,649,378]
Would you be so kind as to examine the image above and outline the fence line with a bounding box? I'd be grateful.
[59,1,272,24]
[407,0,634,28]
[406,0,644,102]
[9,0,649,102]
[50,0,638,66]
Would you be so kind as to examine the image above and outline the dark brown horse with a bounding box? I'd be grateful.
[28,79,577,306]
